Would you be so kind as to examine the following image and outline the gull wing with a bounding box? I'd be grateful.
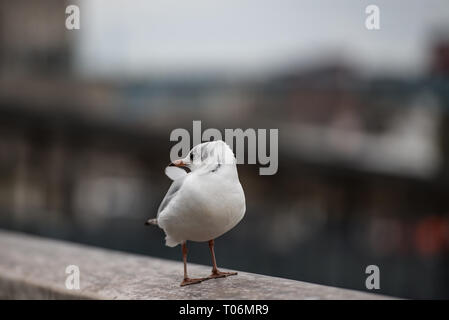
[165,166,188,180]
[157,175,187,218]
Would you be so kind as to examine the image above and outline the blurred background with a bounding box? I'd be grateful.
[1,0,449,299]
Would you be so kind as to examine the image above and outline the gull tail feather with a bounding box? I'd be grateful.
[145,218,158,226]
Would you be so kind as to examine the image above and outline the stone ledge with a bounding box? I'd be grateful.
[0,229,392,300]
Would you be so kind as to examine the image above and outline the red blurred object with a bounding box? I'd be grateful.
[414,216,449,256]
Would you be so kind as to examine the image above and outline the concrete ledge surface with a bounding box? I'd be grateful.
[0,229,392,299]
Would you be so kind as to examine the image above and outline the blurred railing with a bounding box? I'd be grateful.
[0,230,392,299]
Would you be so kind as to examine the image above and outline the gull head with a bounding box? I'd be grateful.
[169,140,236,173]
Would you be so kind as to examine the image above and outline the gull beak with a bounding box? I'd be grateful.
[169,159,186,167]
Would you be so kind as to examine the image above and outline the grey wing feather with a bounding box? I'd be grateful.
[157,175,187,218]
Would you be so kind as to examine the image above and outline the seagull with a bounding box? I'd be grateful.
[146,140,246,286]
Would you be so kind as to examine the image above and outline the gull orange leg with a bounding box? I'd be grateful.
[207,239,237,279]
[180,241,206,286]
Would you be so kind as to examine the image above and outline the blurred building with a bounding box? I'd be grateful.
[0,0,73,75]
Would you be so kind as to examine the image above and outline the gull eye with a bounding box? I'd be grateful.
[190,153,194,161]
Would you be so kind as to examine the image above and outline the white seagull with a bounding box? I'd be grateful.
[146,140,246,286]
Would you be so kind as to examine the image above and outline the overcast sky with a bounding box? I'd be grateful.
[74,0,449,79]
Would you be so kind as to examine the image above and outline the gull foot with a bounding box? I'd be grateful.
[207,271,238,279]
[180,277,206,286]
